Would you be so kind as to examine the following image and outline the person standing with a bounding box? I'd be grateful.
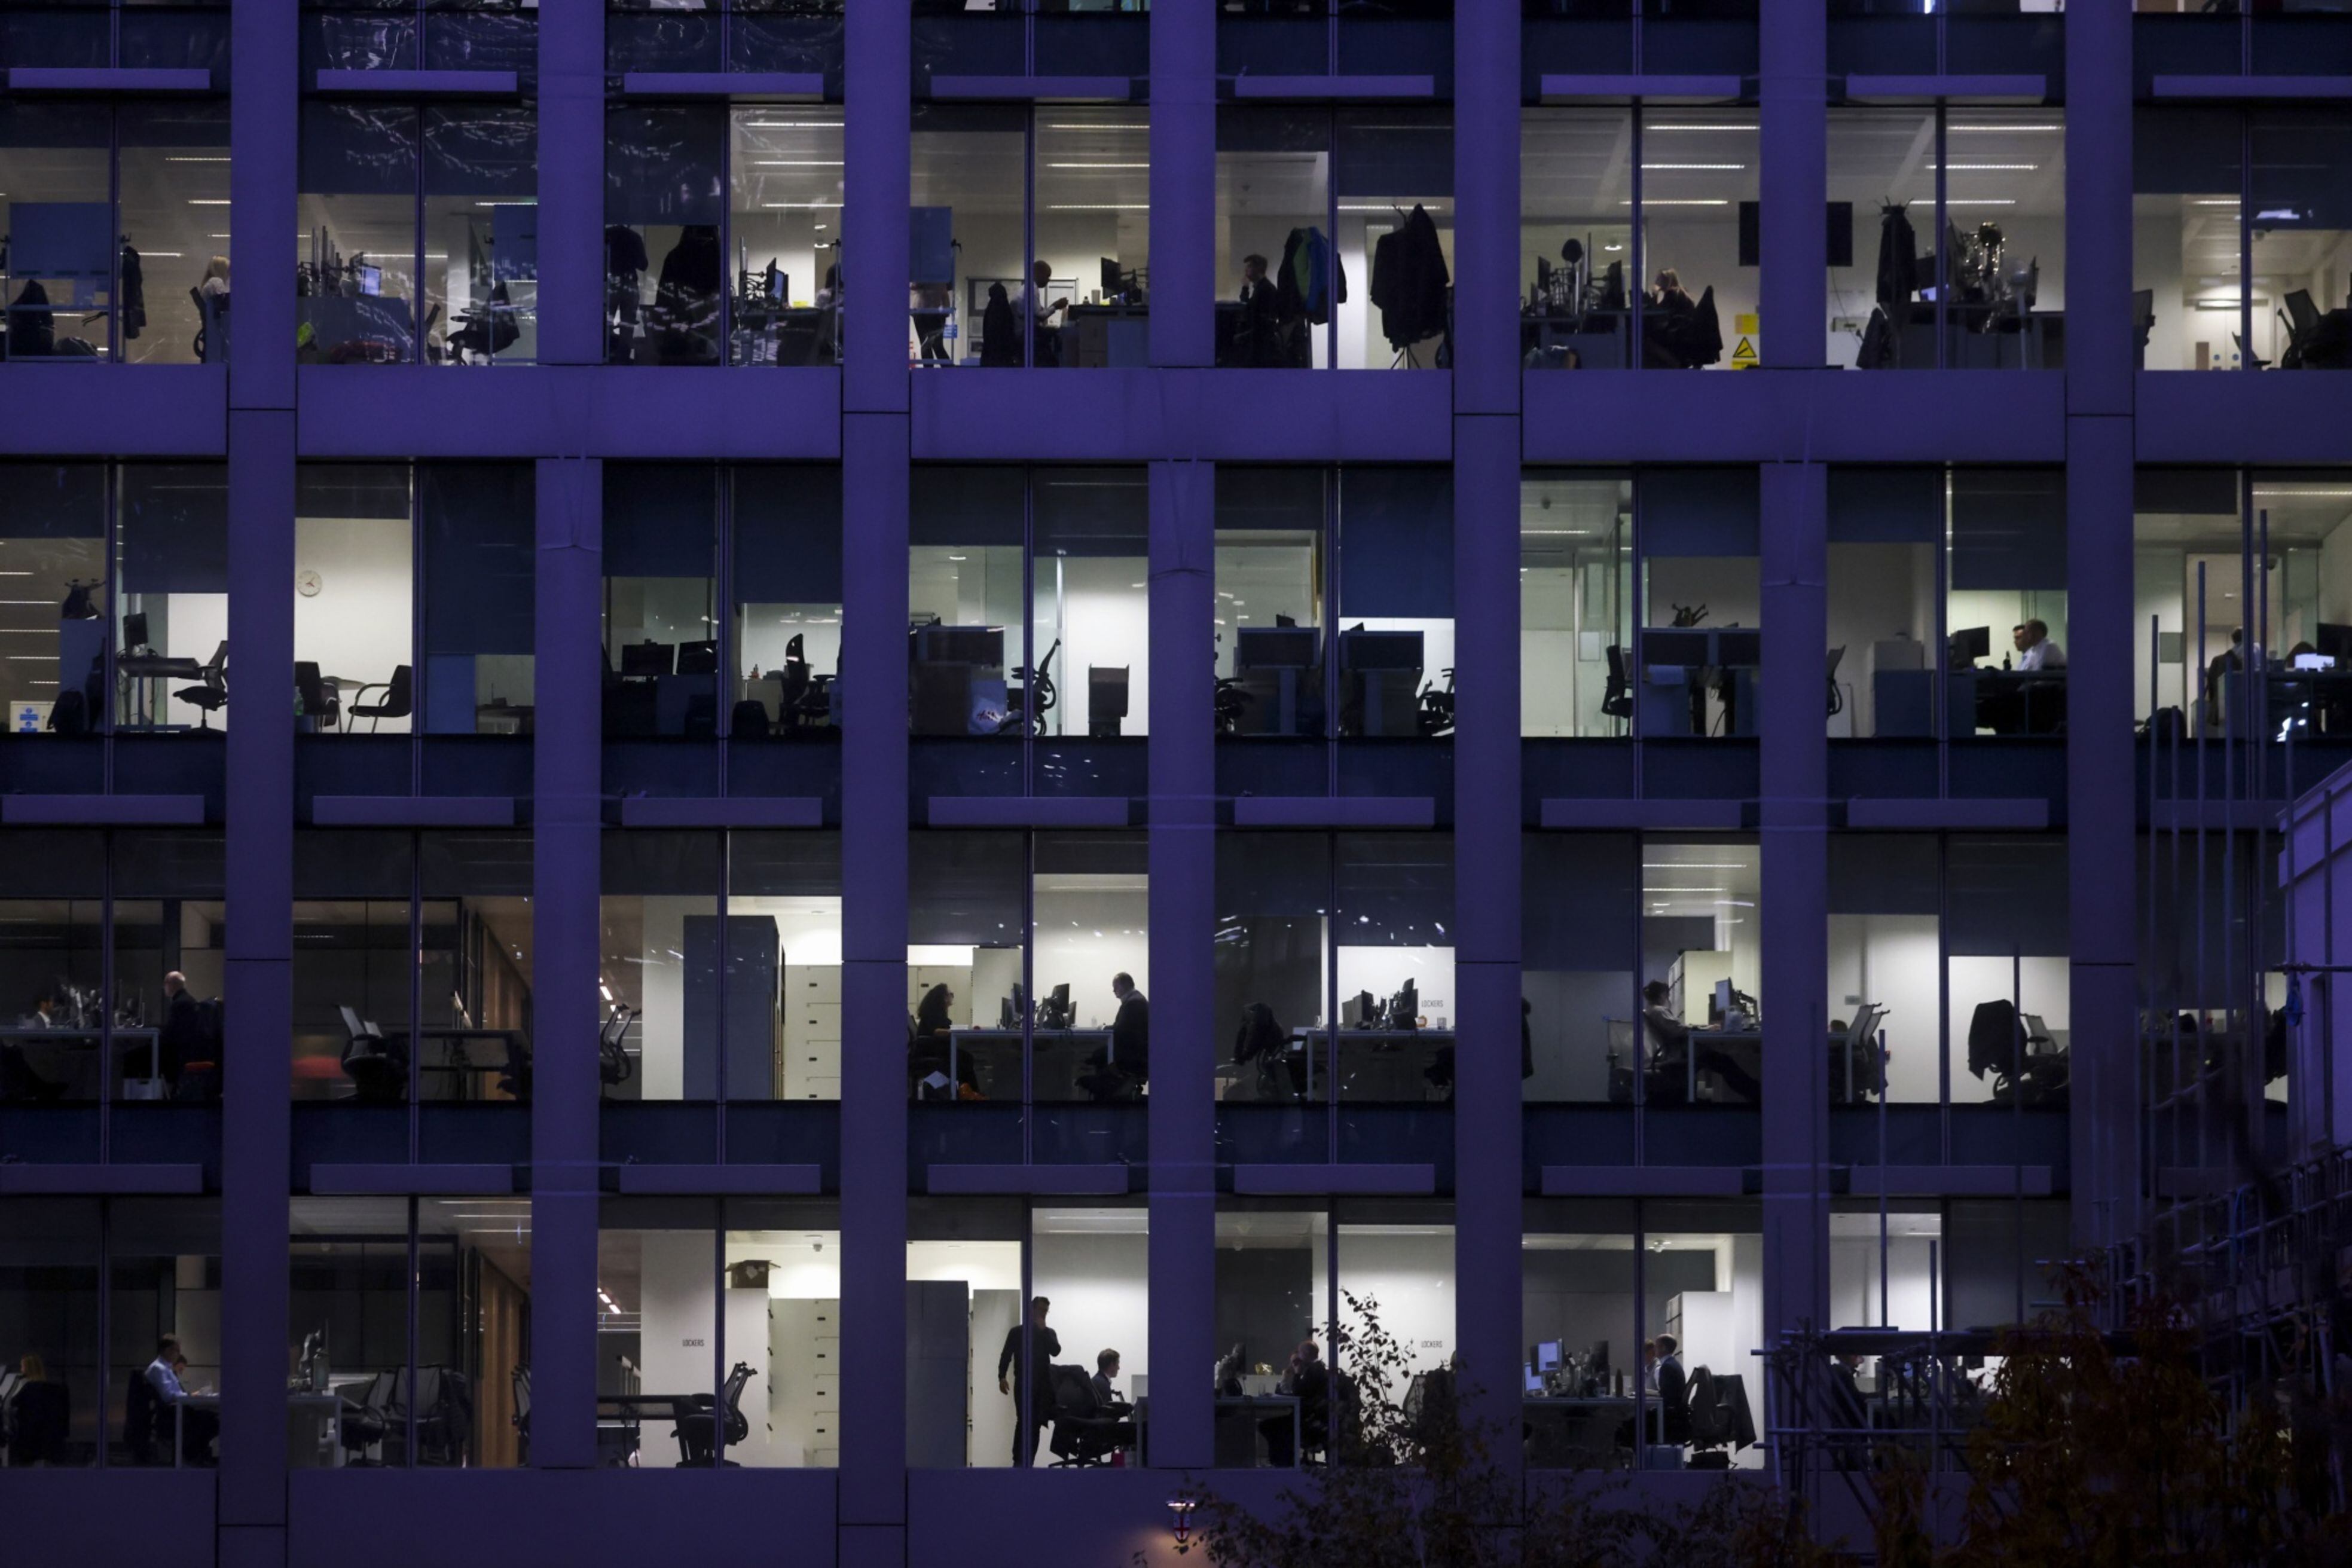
[997,1295,1061,1465]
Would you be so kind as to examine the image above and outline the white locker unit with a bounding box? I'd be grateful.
[768,1297,841,1466]
[782,964,842,1099]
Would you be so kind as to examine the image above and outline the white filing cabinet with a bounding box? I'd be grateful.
[769,1297,841,1466]
[781,964,842,1099]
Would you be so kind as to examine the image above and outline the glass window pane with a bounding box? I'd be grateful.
[1031,830,1148,1101]
[1215,831,1331,1105]
[1523,832,1636,1104]
[1638,1198,1763,1467]
[297,464,414,736]
[1948,469,2067,739]
[292,831,414,1101]
[1217,107,1331,368]
[113,829,227,1103]
[732,467,841,739]
[2250,106,2352,373]
[0,101,114,359]
[910,105,1025,366]
[298,102,421,364]
[416,1196,532,1466]
[119,103,233,366]
[417,832,532,1104]
[1520,471,1632,738]
[1037,107,1150,369]
[1937,109,2064,372]
[0,463,107,735]
[1638,839,1761,1105]
[729,830,842,1101]
[604,465,719,740]
[908,830,1027,1101]
[0,1198,102,1466]
[1334,832,1453,1102]
[1826,467,1940,738]
[604,103,724,365]
[1336,469,1450,736]
[2132,106,2245,371]
[288,1196,411,1466]
[1028,1205,1145,1463]
[111,1199,223,1466]
[721,1197,841,1465]
[910,467,1024,739]
[1638,106,1754,370]
[1212,1204,1325,1466]
[1215,468,1326,738]
[729,106,844,366]
[1522,1199,1640,1470]
[1948,838,2068,1108]
[1335,1210,1456,1434]
[118,464,230,733]
[1335,108,1450,371]
[1640,470,1761,741]
[0,830,108,1103]
[424,103,537,365]
[1522,107,1635,370]
[595,1196,719,1466]
[1827,834,1935,1104]
[599,832,722,1102]
[905,1196,1024,1468]
[1030,468,1147,739]
[1828,108,1933,370]
[421,464,534,735]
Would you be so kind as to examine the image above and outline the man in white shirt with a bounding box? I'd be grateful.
[2012,619,2065,671]
[1017,259,1068,366]
[146,1334,218,1461]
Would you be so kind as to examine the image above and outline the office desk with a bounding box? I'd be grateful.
[945,1028,1117,1102]
[411,1028,526,1102]
[734,301,836,366]
[475,699,532,736]
[1639,628,1760,738]
[1214,1395,1301,1467]
[1238,1029,1456,1101]
[595,1391,703,1465]
[1065,304,1149,368]
[1520,311,1632,370]
[1523,1394,1636,1468]
[285,1392,351,1468]
[1953,668,2065,736]
[298,295,415,363]
[116,653,204,730]
[1896,309,2063,371]
[1617,1025,1886,1105]
[0,1026,162,1099]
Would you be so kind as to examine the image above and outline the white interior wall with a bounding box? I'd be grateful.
[151,593,229,730]
[2322,517,2352,643]
[1947,588,2068,667]
[1647,557,1760,628]
[1825,544,1933,736]
[1827,915,1940,1103]
[637,1228,720,1415]
[1946,954,2068,1105]
[906,1239,1021,1469]
[1030,881,1149,1026]
[1828,1233,1939,1333]
[1522,968,1632,1101]
[1034,557,1150,735]
[1335,1227,1455,1403]
[738,607,842,686]
[1520,566,1581,735]
[1334,944,1455,1029]
[1031,1223,1151,1384]
[294,516,413,732]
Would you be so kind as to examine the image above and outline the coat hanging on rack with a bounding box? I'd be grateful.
[120,242,146,341]
[1370,203,1449,354]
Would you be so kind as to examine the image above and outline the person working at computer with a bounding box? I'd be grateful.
[2012,619,2065,671]
[146,1335,218,1462]
[997,1295,1062,1466]
[909,983,980,1099]
[1091,1349,1131,1417]
[1641,980,1764,1105]
[1235,253,1287,367]
[1081,973,1151,1101]
[1261,1339,1329,1467]
[1019,259,1068,368]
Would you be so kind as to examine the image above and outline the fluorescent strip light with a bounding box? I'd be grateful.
[752,159,844,166]
[188,198,230,205]
[1931,163,2038,171]
[166,155,230,163]
[2255,489,2352,498]
[1621,198,1729,206]
[743,120,842,129]
[1046,203,1148,210]
[1642,163,1746,170]
[1047,161,1147,169]
[1942,199,2016,206]
[1950,123,2061,132]
[1645,123,1756,132]
[1045,122,1146,130]
[760,201,844,208]
[2191,199,2240,207]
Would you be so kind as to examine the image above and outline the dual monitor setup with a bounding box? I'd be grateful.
[1526,1339,1617,1399]
[1339,979,1420,1033]
[997,982,1075,1032]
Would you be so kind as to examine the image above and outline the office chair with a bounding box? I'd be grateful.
[173,641,228,729]
[295,661,340,730]
[338,1371,395,1465]
[8,1377,69,1466]
[494,1029,532,1102]
[340,1005,408,1103]
[682,692,718,738]
[1602,645,1633,726]
[673,1361,753,1465]
[1825,646,1846,720]
[511,1366,531,1464]
[1830,1003,1885,1102]
[124,1364,163,1465]
[598,1003,637,1089]
[729,699,770,740]
[407,1366,472,1466]
[1044,1365,1135,1467]
[348,664,413,733]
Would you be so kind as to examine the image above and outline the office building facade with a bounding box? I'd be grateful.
[2,1,2347,1562]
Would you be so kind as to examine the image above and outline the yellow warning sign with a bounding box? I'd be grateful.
[1730,336,1758,367]
[1731,311,1760,368]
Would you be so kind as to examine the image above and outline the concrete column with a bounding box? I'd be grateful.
[845,1,911,415]
[1758,461,1831,1342]
[535,0,605,365]
[1450,418,1522,1474]
[1150,0,1215,367]
[227,0,295,414]
[839,412,911,1538]
[1147,459,1216,1467]
[2065,0,2139,1254]
[530,458,603,1467]
[1758,0,1827,369]
[219,412,294,1553]
[1452,0,1519,412]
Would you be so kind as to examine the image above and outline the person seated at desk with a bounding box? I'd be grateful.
[1262,1340,1330,1467]
[146,1335,217,1463]
[1080,973,1150,1102]
[1019,259,1068,368]
[1234,1001,1303,1099]
[1641,980,1764,1105]
[2013,619,2064,672]
[1233,252,1291,368]
[1091,1349,1132,1417]
[909,983,981,1099]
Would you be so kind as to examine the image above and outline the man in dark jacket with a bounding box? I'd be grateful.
[997,1295,1062,1465]
[158,970,204,1092]
[1082,973,1148,1101]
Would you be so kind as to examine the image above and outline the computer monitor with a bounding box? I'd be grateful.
[358,264,382,297]
[1586,1339,1610,1379]
[622,640,673,677]
[121,612,148,652]
[1535,1341,1562,1373]
[1340,628,1424,672]
[1101,256,1123,301]
[2317,623,2352,669]
[1713,979,1734,1025]
[1000,994,1018,1031]
[2294,652,2337,671]
[1948,625,1991,668]
[1341,989,1376,1029]
[1235,625,1319,671]
[1089,665,1130,722]
[675,640,719,675]
[915,624,1006,668]
[765,261,786,301]
[1389,979,1419,1031]
[1534,254,1552,299]
[1713,628,1763,668]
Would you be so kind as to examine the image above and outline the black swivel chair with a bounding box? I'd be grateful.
[511,1366,532,1463]
[174,641,228,729]
[338,1371,395,1465]
[407,1366,471,1466]
[673,1361,753,1465]
[1044,1364,1135,1467]
[124,1365,163,1465]
[1602,644,1633,727]
[598,1003,637,1091]
[349,665,413,733]
[295,662,340,730]
[340,1005,408,1102]
[729,699,770,739]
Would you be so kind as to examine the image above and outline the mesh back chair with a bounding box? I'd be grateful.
[173,641,228,729]
[673,1362,753,1465]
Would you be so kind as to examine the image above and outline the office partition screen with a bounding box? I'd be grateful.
[1520,472,1633,739]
